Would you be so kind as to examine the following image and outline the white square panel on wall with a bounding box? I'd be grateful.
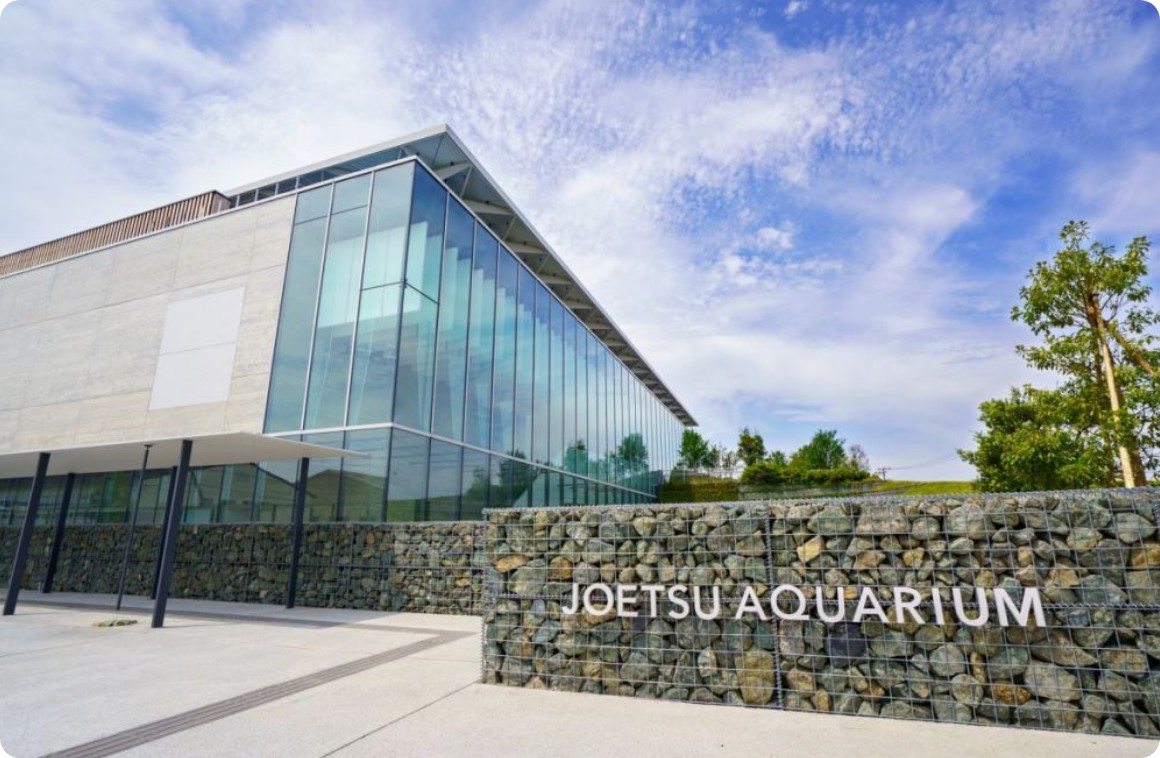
[158,287,246,354]
[149,287,245,410]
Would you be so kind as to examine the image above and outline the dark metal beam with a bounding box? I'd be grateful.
[286,457,310,609]
[151,467,178,600]
[41,472,75,593]
[152,440,192,628]
[3,452,50,616]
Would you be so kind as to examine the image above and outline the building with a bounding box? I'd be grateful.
[0,125,695,530]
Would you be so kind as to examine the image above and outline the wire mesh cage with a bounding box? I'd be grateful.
[483,490,1160,738]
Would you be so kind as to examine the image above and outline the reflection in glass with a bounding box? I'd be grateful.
[405,167,446,299]
[549,299,564,468]
[427,440,462,521]
[294,185,332,223]
[332,173,371,214]
[266,217,328,432]
[304,206,369,428]
[254,460,298,522]
[363,164,413,290]
[431,202,474,440]
[347,284,402,425]
[465,225,497,449]
[342,428,389,521]
[490,250,518,455]
[303,432,343,521]
[386,430,428,521]
[393,287,439,431]
[533,284,550,465]
[512,267,536,460]
[460,449,490,519]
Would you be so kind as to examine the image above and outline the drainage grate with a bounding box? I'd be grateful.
[42,628,473,758]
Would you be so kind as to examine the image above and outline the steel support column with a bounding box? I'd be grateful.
[41,472,76,593]
[151,467,178,600]
[286,457,310,609]
[3,452,51,616]
[151,440,192,629]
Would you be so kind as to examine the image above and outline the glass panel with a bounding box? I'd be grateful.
[577,326,589,476]
[547,472,562,507]
[532,284,550,465]
[491,250,518,456]
[431,202,475,440]
[304,207,369,429]
[460,449,490,520]
[587,331,598,479]
[218,465,258,523]
[266,217,328,432]
[465,225,497,449]
[254,460,298,523]
[507,457,533,507]
[512,267,536,460]
[488,456,511,510]
[549,299,564,467]
[393,287,439,431]
[332,173,371,213]
[186,467,223,523]
[405,167,447,299]
[342,428,389,521]
[562,314,576,471]
[529,467,547,508]
[426,440,462,521]
[347,284,402,425]
[386,430,429,521]
[303,432,343,521]
[294,185,332,223]
[363,163,414,289]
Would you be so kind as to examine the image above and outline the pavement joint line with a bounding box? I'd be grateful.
[36,628,475,758]
[318,679,478,758]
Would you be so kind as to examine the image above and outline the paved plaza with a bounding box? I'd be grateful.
[0,593,1153,758]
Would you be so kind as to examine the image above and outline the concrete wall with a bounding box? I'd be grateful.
[1,520,483,615]
[0,197,295,454]
[483,491,1160,738]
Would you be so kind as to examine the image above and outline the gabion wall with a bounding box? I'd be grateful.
[483,490,1160,738]
[0,521,483,615]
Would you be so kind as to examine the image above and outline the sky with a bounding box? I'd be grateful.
[0,0,1158,480]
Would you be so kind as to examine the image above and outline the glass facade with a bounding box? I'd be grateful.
[0,155,688,528]
[259,157,686,521]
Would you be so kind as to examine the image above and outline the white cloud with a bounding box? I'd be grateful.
[0,0,1154,481]
[1077,150,1160,239]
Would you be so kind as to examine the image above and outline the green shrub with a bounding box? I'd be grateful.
[658,477,739,503]
[741,462,869,486]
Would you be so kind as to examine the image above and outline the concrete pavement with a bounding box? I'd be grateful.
[0,592,1153,758]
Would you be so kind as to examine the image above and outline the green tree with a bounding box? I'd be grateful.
[737,428,767,467]
[846,444,870,476]
[767,450,788,466]
[791,429,846,470]
[1008,220,1158,487]
[958,385,1115,492]
[677,429,714,470]
[564,441,589,475]
[616,434,648,473]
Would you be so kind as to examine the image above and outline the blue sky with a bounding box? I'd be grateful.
[0,0,1158,479]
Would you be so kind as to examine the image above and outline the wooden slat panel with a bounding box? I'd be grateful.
[0,191,232,278]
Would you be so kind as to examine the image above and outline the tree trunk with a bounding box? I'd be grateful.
[1089,295,1146,487]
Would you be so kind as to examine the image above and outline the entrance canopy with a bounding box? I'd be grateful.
[0,432,364,479]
